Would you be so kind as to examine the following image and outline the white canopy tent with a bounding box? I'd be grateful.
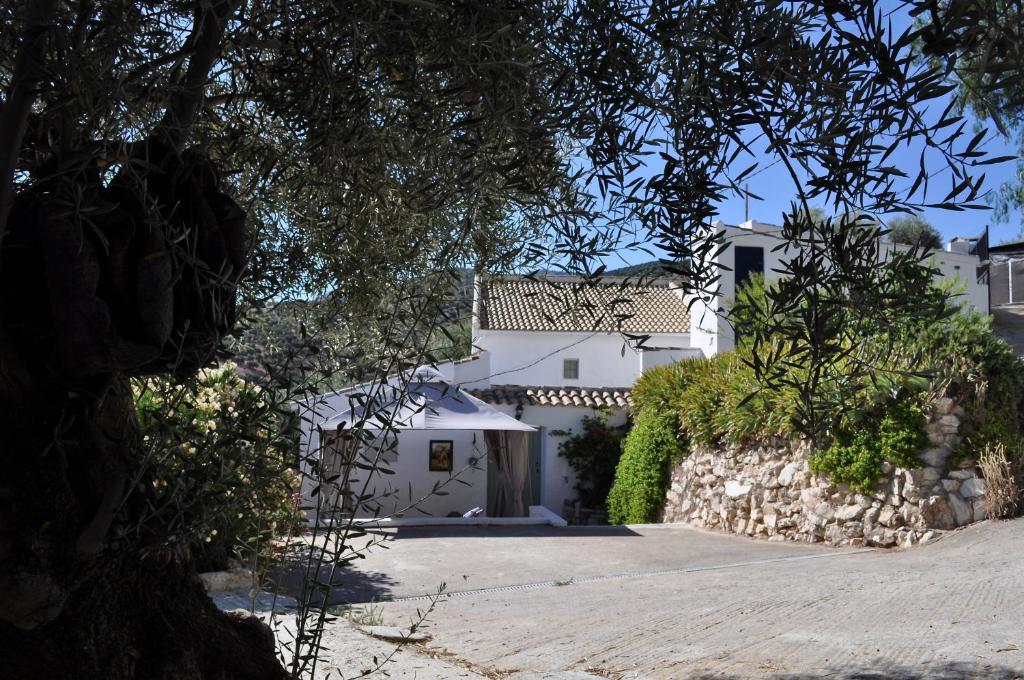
[320,367,535,517]
[322,366,535,433]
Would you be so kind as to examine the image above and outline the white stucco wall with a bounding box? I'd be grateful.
[641,347,703,370]
[921,247,989,315]
[355,428,489,518]
[300,401,628,521]
[477,330,689,387]
[690,221,795,355]
[294,383,491,520]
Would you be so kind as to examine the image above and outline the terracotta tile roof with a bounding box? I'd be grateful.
[467,385,633,409]
[479,276,690,334]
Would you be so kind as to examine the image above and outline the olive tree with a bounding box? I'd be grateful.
[0,2,1011,678]
[889,214,942,249]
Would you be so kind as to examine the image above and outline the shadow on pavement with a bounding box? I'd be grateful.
[688,661,1024,679]
[390,524,641,539]
[268,543,399,606]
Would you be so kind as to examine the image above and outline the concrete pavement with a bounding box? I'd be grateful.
[303,520,1024,679]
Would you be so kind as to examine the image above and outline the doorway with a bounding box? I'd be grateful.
[486,429,542,516]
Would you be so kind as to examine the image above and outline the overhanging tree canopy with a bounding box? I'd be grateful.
[0,2,1016,678]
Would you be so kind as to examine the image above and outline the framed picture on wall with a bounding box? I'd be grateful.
[429,439,454,472]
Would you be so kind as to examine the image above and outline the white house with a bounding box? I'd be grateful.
[297,275,697,522]
[297,219,990,523]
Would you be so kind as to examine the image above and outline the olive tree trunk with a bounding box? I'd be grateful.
[0,139,288,680]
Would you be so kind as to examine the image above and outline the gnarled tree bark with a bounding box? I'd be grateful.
[0,140,285,678]
[0,0,287,675]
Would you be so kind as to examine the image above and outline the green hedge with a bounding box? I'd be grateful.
[606,410,682,524]
[909,311,1024,453]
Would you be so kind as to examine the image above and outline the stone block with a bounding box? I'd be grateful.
[778,462,801,487]
[920,495,956,530]
[824,524,843,544]
[815,503,835,521]
[843,521,864,538]
[867,528,897,547]
[959,477,986,499]
[836,504,864,522]
[800,487,822,511]
[725,480,752,498]
[806,512,827,527]
[920,447,952,468]
[972,500,987,521]
[933,397,955,415]
[862,506,880,529]
[948,493,973,526]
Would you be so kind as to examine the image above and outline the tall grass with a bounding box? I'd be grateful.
[978,442,1024,520]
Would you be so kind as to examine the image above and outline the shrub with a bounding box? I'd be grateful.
[607,410,682,524]
[809,398,927,493]
[911,311,1024,455]
[135,364,301,572]
[635,350,801,450]
[558,415,629,508]
[632,361,690,413]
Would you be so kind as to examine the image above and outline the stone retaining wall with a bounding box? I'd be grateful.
[662,398,987,547]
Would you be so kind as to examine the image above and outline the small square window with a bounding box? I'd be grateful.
[563,358,580,380]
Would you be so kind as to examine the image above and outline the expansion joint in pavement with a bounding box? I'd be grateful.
[358,547,875,605]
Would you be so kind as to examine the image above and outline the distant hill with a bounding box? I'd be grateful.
[606,260,674,278]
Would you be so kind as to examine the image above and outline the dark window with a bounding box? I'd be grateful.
[563,358,580,380]
[734,246,765,290]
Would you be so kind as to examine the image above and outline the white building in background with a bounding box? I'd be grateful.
[688,219,990,356]
[298,219,990,522]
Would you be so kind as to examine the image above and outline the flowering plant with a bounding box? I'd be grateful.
[134,364,301,572]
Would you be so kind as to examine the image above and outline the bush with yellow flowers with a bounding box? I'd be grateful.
[134,364,301,572]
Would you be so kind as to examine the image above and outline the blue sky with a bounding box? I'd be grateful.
[711,133,1021,247]
[598,2,1022,270]
[601,119,1021,272]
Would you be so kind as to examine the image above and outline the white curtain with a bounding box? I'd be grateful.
[485,430,531,517]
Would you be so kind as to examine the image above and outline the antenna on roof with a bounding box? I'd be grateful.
[744,184,749,222]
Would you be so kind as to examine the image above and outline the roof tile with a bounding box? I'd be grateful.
[468,385,633,409]
[479,276,690,334]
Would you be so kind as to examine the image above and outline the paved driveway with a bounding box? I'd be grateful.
[305,520,1024,679]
